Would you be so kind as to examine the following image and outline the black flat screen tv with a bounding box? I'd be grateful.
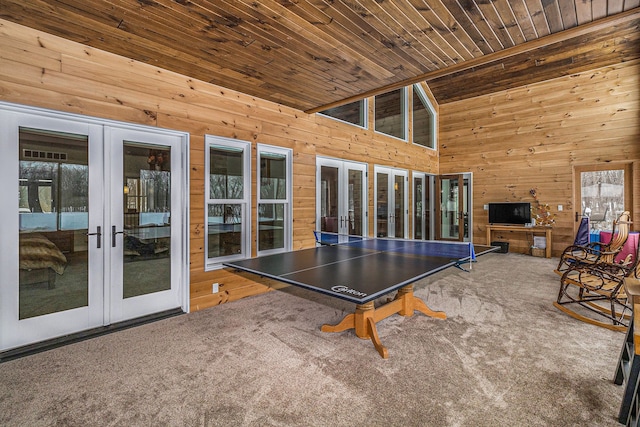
[488,202,532,225]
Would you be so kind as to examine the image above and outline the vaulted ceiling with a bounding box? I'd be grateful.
[2,1,639,112]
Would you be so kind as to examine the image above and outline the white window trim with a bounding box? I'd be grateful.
[257,144,293,256]
[204,135,251,270]
[374,87,408,142]
[412,84,438,151]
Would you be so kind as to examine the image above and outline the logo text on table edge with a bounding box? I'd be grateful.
[331,285,367,297]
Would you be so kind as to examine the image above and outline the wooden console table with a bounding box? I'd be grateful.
[486,224,552,258]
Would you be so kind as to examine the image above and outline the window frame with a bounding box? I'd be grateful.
[411,84,437,150]
[317,99,368,129]
[204,135,251,270]
[256,144,293,256]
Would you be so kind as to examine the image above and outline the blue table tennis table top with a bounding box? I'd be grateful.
[224,234,498,304]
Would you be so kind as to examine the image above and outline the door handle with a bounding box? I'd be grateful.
[86,226,102,249]
[575,212,580,222]
[112,225,125,247]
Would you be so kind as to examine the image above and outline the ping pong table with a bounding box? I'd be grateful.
[224,233,497,358]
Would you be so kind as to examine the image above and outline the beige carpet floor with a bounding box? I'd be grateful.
[0,252,626,426]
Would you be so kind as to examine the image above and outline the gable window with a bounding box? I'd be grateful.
[205,136,251,268]
[318,100,367,128]
[257,145,292,255]
[375,88,407,140]
[412,84,437,149]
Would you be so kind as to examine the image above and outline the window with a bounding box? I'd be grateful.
[318,99,367,128]
[412,84,437,149]
[375,88,407,140]
[257,145,292,255]
[205,136,251,268]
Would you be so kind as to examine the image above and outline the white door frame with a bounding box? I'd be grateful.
[374,165,408,239]
[316,156,368,237]
[0,101,189,352]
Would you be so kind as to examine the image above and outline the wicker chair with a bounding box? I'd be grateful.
[555,211,631,275]
[553,235,639,332]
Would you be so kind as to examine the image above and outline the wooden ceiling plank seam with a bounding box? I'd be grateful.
[438,0,494,54]
[373,0,461,66]
[491,0,528,45]
[344,0,444,70]
[457,0,507,51]
[289,0,406,77]
[556,0,578,29]
[457,0,504,53]
[408,0,472,63]
[592,0,609,19]
[510,0,541,40]
[474,0,517,48]
[574,0,593,24]
[541,0,566,33]
[315,0,440,75]
[408,0,478,60]
[312,0,432,72]
[523,0,552,37]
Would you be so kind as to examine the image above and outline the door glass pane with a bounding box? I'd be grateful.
[440,177,459,239]
[425,176,432,240]
[394,175,405,238]
[18,128,89,319]
[581,170,624,231]
[414,177,423,239]
[320,166,338,233]
[377,173,389,237]
[259,203,284,251]
[208,204,242,258]
[123,144,171,298]
[348,169,363,236]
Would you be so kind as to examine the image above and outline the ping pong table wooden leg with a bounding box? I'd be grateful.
[321,302,389,358]
[321,286,446,358]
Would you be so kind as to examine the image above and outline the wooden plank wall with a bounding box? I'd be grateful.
[0,19,439,311]
[439,60,640,256]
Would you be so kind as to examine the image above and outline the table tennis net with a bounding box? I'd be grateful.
[313,231,476,262]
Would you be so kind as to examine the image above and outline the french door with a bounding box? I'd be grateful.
[316,157,367,236]
[375,166,408,238]
[0,104,187,352]
[436,173,472,242]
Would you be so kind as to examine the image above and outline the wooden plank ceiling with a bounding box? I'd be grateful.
[1,1,639,111]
